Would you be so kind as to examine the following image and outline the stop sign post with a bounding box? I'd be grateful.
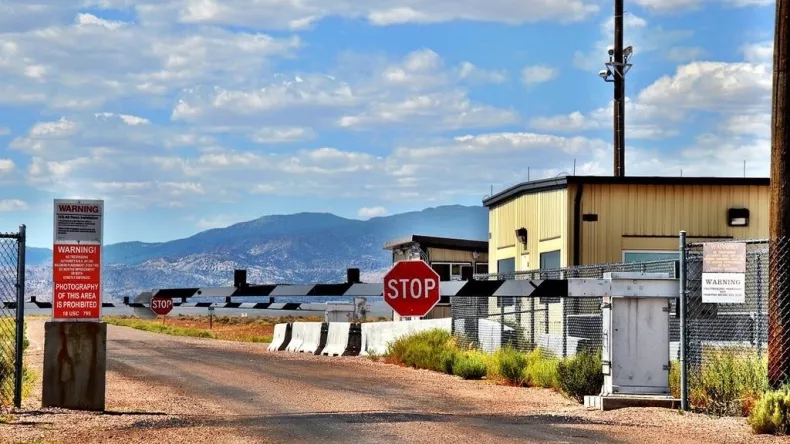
[150,295,173,316]
[383,260,441,317]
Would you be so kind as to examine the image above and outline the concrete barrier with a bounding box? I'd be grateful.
[267,323,291,352]
[321,322,351,356]
[297,322,324,354]
[360,318,451,356]
[286,322,307,352]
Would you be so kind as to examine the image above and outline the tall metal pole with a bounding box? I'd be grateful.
[13,224,26,409]
[769,0,790,389]
[613,0,625,177]
[679,231,688,410]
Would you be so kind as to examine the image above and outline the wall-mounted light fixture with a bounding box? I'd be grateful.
[472,251,480,260]
[515,227,528,245]
[728,208,750,227]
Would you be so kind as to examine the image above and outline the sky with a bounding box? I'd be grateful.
[0,0,776,248]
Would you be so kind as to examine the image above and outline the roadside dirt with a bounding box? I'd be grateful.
[1,319,786,443]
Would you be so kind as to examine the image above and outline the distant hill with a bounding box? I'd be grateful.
[25,205,488,301]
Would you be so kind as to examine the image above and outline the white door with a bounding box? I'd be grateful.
[611,298,670,394]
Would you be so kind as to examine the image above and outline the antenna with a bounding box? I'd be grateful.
[680,169,683,177]
[573,159,577,176]
[490,185,493,195]
[744,160,746,178]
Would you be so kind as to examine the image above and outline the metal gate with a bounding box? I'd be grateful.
[0,225,26,411]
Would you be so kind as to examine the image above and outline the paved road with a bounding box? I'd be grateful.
[19,321,764,444]
[103,326,618,443]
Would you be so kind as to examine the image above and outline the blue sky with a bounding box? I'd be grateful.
[0,0,775,248]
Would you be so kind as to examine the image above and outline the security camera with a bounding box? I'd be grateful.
[607,46,614,56]
[624,46,633,58]
[598,69,609,79]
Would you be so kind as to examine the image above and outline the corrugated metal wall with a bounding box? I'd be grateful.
[579,183,769,264]
[488,188,569,271]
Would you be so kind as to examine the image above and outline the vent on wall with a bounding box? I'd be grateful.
[728,208,749,227]
[582,213,599,222]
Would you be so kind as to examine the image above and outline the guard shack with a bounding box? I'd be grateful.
[569,272,681,410]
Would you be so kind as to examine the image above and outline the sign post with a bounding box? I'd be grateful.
[42,199,107,412]
[383,260,441,318]
[701,242,746,304]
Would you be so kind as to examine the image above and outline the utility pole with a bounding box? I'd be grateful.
[613,0,625,177]
[769,0,790,389]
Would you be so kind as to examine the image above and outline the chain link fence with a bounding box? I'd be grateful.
[683,238,773,414]
[452,260,679,358]
[0,227,25,412]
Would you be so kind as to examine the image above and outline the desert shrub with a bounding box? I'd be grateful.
[748,385,790,435]
[494,346,527,385]
[556,349,604,403]
[439,349,458,375]
[384,328,458,373]
[524,348,560,390]
[690,348,768,416]
[669,360,680,399]
[453,351,488,380]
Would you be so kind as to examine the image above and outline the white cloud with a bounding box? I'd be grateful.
[521,65,557,85]
[637,61,771,113]
[630,0,772,14]
[174,49,519,132]
[148,0,600,30]
[28,117,77,138]
[0,199,28,212]
[530,98,681,140]
[0,159,15,174]
[358,206,388,218]
[456,62,507,84]
[741,41,773,64]
[0,10,301,111]
[95,112,150,125]
[251,127,315,144]
[0,127,9,136]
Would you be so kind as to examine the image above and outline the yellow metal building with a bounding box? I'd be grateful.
[480,175,769,355]
[483,175,770,273]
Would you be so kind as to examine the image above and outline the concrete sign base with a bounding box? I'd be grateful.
[42,321,107,411]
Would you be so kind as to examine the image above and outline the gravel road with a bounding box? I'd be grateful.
[2,319,786,443]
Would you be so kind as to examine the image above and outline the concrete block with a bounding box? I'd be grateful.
[584,394,680,411]
[42,321,107,411]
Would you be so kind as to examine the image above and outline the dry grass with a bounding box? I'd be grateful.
[105,314,324,343]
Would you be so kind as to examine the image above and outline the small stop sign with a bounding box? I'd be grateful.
[383,260,441,317]
[150,296,173,316]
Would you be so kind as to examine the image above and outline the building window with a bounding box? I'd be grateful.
[539,250,562,304]
[475,263,489,275]
[540,250,561,270]
[622,251,679,263]
[497,258,516,307]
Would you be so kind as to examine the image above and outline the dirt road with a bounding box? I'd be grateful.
[2,320,783,443]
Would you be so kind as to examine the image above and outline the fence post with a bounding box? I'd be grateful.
[13,224,26,409]
[757,255,764,359]
[679,230,688,411]
[561,270,567,358]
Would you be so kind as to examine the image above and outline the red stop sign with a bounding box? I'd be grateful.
[383,260,441,317]
[150,296,173,316]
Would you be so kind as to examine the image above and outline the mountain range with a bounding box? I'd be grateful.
[25,205,488,301]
